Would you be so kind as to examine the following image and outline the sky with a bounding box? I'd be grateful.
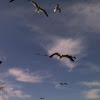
[0,0,100,100]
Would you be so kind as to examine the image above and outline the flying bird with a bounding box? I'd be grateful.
[49,53,76,62]
[54,4,61,12]
[0,86,5,91]
[59,83,67,85]
[0,61,2,64]
[28,0,48,17]
[35,54,48,56]
[40,98,45,100]
[9,0,14,3]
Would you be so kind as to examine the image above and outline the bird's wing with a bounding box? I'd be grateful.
[73,57,76,59]
[64,83,67,85]
[29,0,38,8]
[49,53,60,58]
[9,0,14,3]
[58,8,61,12]
[39,8,48,17]
[69,58,75,62]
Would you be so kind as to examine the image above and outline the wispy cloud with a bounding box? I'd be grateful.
[0,86,31,100]
[0,79,31,100]
[8,68,50,83]
[83,89,100,99]
[86,63,100,72]
[79,81,100,87]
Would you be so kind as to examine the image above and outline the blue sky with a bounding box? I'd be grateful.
[0,0,100,100]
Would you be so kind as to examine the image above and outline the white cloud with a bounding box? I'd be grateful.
[0,86,31,100]
[0,80,31,100]
[84,89,100,99]
[8,68,50,83]
[44,37,85,70]
[79,81,100,87]
[87,63,100,72]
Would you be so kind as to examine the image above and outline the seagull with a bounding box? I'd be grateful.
[35,54,48,56]
[28,0,48,17]
[9,0,14,3]
[40,98,45,100]
[0,61,2,64]
[59,83,67,85]
[49,53,76,62]
[54,4,61,12]
[0,86,5,91]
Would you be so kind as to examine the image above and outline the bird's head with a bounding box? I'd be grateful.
[57,4,59,6]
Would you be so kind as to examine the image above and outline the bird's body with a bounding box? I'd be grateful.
[9,0,14,3]
[40,98,45,100]
[54,4,61,12]
[35,54,48,56]
[28,0,48,17]
[59,83,67,85]
[49,53,76,62]
[0,61,2,64]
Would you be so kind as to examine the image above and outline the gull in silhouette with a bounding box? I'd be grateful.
[0,86,5,91]
[9,0,14,3]
[49,53,76,62]
[59,83,67,85]
[0,61,2,64]
[40,98,45,100]
[28,0,48,17]
[54,4,61,12]
[35,54,48,56]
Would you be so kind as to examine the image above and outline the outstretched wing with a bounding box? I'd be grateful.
[39,8,48,17]
[58,8,61,12]
[49,53,60,58]
[9,0,14,3]
[64,83,67,85]
[29,0,38,8]
[62,55,69,58]
[69,57,75,62]
[59,83,63,85]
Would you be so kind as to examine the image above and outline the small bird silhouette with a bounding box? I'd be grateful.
[0,61,2,64]
[59,83,67,85]
[49,53,76,62]
[35,54,48,56]
[28,0,48,17]
[9,0,14,3]
[40,98,45,100]
[54,4,61,12]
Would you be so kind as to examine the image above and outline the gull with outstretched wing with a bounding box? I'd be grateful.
[28,0,48,17]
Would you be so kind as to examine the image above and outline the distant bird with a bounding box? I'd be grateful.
[0,61,2,64]
[9,0,14,3]
[35,54,48,56]
[40,98,45,100]
[54,4,61,12]
[59,83,67,85]
[49,53,76,62]
[0,86,5,91]
[28,0,48,17]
